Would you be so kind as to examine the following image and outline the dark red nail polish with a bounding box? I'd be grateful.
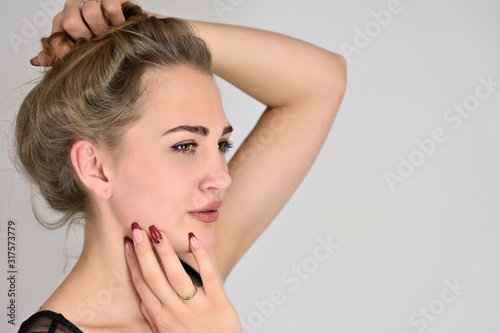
[149,225,163,245]
[131,222,140,231]
[30,56,39,66]
[124,236,134,255]
[188,232,199,250]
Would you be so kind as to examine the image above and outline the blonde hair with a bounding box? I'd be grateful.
[15,2,212,228]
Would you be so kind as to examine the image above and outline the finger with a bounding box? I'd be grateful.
[30,51,59,67]
[140,302,159,333]
[124,236,162,310]
[81,1,109,36]
[31,39,72,67]
[149,225,197,302]
[31,13,65,66]
[51,9,64,34]
[101,0,126,26]
[131,223,179,303]
[51,12,73,54]
[61,0,93,40]
[188,232,223,297]
[30,52,45,67]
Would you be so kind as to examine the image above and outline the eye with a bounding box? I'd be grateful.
[218,140,233,153]
[170,142,198,155]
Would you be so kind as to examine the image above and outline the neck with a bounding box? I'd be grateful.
[44,213,148,330]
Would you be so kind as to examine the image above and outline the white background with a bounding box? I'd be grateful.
[1,0,499,332]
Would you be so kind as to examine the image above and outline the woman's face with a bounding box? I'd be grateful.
[107,65,232,253]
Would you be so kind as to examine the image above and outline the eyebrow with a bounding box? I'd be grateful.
[162,125,233,137]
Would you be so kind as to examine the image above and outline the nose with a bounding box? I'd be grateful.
[199,153,232,195]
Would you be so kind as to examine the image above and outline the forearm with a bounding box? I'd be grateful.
[195,21,346,107]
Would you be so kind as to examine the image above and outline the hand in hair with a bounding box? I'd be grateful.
[31,0,128,66]
[125,226,241,333]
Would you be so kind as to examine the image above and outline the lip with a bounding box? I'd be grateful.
[188,201,222,223]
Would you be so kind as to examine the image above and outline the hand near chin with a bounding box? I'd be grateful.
[124,223,242,333]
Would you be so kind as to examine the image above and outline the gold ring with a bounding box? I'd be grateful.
[179,285,197,301]
[80,0,101,9]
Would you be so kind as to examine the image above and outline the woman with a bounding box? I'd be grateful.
[17,0,346,332]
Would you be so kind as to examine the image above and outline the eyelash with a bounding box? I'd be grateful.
[219,140,233,153]
[170,140,233,155]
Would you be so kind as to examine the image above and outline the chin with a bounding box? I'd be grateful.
[193,224,216,250]
[169,224,215,254]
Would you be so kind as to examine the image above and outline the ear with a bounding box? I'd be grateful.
[70,140,111,200]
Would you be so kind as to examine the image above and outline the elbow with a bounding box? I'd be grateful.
[335,54,348,94]
[309,52,347,113]
[283,50,347,113]
[324,53,347,101]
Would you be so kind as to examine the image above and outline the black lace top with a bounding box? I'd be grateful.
[18,311,82,333]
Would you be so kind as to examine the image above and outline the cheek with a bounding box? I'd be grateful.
[109,151,169,224]
[108,150,198,232]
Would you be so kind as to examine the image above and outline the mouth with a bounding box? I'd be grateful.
[188,201,222,223]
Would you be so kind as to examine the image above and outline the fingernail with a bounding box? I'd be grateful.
[188,232,199,250]
[30,56,39,66]
[149,225,163,245]
[131,222,143,244]
[124,236,134,255]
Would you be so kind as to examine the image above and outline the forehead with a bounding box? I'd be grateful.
[139,65,225,123]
